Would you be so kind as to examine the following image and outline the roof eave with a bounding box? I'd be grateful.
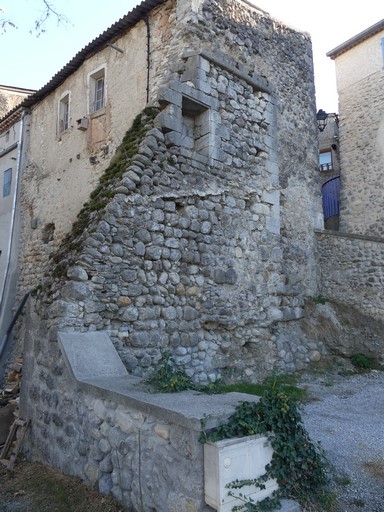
[0,0,166,128]
[327,19,384,60]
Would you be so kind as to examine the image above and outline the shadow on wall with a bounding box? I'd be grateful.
[300,299,384,358]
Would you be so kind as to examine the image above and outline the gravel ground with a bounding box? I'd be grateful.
[301,369,384,512]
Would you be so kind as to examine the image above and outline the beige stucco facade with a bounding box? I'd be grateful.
[0,85,35,119]
[328,21,384,237]
[24,21,149,241]
[17,17,159,294]
[333,33,384,93]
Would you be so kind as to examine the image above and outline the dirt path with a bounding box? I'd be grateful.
[301,370,384,512]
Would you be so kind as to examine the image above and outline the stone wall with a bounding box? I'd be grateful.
[32,96,286,383]
[18,0,323,382]
[28,43,323,383]
[316,230,384,321]
[20,329,261,512]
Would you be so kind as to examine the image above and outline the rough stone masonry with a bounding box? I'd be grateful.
[18,0,325,509]
[21,0,323,384]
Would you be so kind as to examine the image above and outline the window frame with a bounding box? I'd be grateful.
[3,168,12,197]
[319,149,333,172]
[88,65,106,115]
[58,91,71,134]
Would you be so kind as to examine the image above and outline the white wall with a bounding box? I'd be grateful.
[0,119,20,300]
[335,30,384,93]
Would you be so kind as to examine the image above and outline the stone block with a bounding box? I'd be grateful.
[67,265,89,282]
[158,86,182,108]
[213,268,237,285]
[165,131,183,147]
[58,331,128,381]
[204,435,278,511]
[181,66,206,85]
[154,104,182,133]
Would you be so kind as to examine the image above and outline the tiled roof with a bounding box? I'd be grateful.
[0,0,165,128]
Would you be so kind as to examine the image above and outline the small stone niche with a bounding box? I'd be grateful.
[181,96,211,157]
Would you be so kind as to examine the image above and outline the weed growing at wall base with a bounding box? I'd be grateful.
[350,353,382,372]
[145,352,193,392]
[310,295,328,305]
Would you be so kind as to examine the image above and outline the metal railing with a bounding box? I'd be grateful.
[0,290,32,360]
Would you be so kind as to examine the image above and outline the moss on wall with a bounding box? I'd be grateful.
[50,106,160,279]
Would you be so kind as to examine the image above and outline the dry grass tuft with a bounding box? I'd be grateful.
[0,459,128,512]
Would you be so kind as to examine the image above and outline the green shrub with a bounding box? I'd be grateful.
[310,295,328,305]
[350,353,379,371]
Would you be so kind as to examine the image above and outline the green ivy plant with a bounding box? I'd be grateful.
[201,385,332,511]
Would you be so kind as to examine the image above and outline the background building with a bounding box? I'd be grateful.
[0,85,35,118]
[327,20,384,237]
[317,110,340,230]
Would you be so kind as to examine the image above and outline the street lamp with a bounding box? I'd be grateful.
[316,109,328,132]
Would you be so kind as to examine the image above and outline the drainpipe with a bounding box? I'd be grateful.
[144,15,151,104]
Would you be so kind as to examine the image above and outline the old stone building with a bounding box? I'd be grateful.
[0,85,35,119]
[327,19,384,237]
[317,111,340,230]
[0,86,34,306]
[4,0,324,380]
[314,19,384,362]
[0,0,329,509]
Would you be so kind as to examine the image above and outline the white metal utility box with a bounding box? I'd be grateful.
[204,434,278,511]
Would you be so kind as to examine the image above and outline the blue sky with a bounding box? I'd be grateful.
[1,0,383,113]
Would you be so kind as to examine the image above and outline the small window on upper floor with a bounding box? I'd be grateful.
[5,131,10,143]
[59,93,70,133]
[3,168,12,197]
[89,66,106,114]
[319,150,333,171]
